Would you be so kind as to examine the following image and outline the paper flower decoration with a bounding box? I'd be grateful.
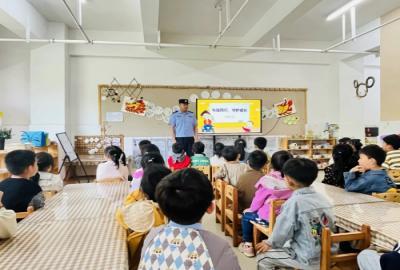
[283,115,300,125]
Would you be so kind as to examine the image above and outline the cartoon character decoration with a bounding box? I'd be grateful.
[309,213,330,245]
[201,110,215,133]
[242,121,253,133]
[274,98,296,118]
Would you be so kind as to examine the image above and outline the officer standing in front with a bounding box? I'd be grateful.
[169,99,197,156]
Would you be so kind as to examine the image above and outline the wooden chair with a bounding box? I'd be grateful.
[251,199,286,247]
[16,206,34,220]
[372,192,400,202]
[320,224,371,270]
[388,169,400,182]
[224,184,241,247]
[193,166,211,181]
[214,179,226,231]
[211,166,221,184]
[95,178,123,184]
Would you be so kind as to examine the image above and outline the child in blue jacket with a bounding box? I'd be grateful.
[344,144,396,194]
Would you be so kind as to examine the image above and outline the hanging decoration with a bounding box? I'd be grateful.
[283,115,300,125]
[354,76,375,98]
[189,94,199,103]
[222,92,232,99]
[211,90,221,99]
[201,91,210,99]
[102,77,143,103]
[273,98,296,118]
[121,96,147,115]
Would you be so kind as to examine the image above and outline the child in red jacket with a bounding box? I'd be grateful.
[167,143,191,171]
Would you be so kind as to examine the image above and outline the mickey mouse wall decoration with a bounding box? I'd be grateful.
[353,76,375,98]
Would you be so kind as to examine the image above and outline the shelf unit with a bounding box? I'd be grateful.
[282,137,336,169]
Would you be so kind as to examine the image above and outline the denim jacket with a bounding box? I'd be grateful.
[266,187,335,266]
[344,169,396,194]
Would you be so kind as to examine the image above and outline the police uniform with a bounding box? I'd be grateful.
[169,99,197,156]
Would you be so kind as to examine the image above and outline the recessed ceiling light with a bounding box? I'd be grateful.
[326,0,365,21]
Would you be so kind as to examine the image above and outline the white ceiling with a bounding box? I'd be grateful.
[159,0,278,36]
[27,0,143,31]
[5,0,400,43]
[280,0,400,41]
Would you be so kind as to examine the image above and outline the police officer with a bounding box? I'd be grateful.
[169,99,197,156]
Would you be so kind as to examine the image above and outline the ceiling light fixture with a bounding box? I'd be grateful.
[326,0,364,21]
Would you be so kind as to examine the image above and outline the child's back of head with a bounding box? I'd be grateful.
[155,168,213,225]
[140,164,171,202]
[254,137,267,150]
[222,146,239,162]
[172,142,184,154]
[234,138,247,161]
[270,150,293,177]
[36,152,54,172]
[138,140,151,155]
[5,150,36,177]
[214,142,224,157]
[283,158,318,187]
[192,141,205,155]
[141,144,161,155]
[104,145,127,168]
[248,150,268,171]
[141,152,165,169]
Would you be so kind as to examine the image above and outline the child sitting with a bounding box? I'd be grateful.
[235,138,250,163]
[382,134,400,169]
[31,152,63,192]
[210,142,225,166]
[256,158,335,270]
[167,142,191,171]
[344,145,396,194]
[322,144,357,188]
[214,146,248,186]
[239,150,293,257]
[0,191,17,239]
[237,150,268,213]
[117,164,171,269]
[96,146,129,181]
[138,168,241,270]
[130,151,165,192]
[0,150,45,213]
[254,137,268,152]
[134,140,151,169]
[191,141,210,167]
[358,243,400,270]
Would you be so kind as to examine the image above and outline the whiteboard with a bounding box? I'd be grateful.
[56,133,78,161]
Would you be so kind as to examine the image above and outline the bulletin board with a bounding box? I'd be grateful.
[98,84,307,137]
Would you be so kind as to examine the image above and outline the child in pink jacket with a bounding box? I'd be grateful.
[238,150,293,257]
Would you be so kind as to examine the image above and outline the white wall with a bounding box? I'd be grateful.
[69,50,339,136]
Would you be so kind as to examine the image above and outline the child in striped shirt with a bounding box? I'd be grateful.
[190,142,210,167]
[382,134,400,169]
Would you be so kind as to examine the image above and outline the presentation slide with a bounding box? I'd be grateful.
[196,99,262,134]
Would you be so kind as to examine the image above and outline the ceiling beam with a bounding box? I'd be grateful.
[241,0,320,46]
[139,0,160,47]
[0,0,48,38]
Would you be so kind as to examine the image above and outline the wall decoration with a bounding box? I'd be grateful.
[354,76,375,98]
[201,91,210,99]
[233,95,242,99]
[163,107,173,116]
[222,92,232,99]
[211,90,221,99]
[283,115,300,125]
[121,96,147,115]
[154,106,163,115]
[274,98,296,118]
[189,94,199,103]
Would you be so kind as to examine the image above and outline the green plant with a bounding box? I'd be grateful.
[0,128,12,139]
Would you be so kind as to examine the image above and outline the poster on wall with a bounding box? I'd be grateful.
[121,96,147,115]
[273,98,296,118]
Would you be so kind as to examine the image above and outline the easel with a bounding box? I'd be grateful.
[56,132,90,183]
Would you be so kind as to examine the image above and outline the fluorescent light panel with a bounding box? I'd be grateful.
[326,0,364,21]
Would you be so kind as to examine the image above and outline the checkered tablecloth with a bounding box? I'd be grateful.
[313,182,384,206]
[0,182,130,270]
[334,202,400,250]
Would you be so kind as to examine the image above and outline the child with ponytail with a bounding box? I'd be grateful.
[96,146,129,181]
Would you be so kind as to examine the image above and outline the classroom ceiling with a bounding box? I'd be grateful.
[4,0,400,44]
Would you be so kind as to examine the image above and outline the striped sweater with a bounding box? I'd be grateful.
[383,150,400,169]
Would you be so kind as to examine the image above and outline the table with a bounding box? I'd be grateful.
[0,182,130,270]
[334,202,400,250]
[313,182,385,206]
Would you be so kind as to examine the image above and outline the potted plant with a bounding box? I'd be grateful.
[0,128,12,150]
